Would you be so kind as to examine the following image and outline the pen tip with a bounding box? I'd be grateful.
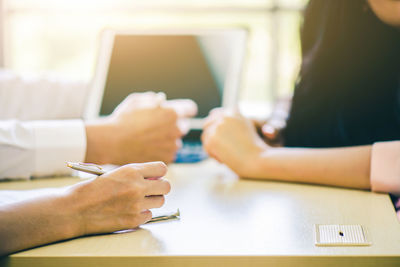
[66,162,73,168]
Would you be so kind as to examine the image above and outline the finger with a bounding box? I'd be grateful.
[163,99,198,118]
[252,119,266,129]
[128,161,168,179]
[223,108,243,118]
[231,104,241,116]
[208,108,224,116]
[201,127,210,145]
[144,178,171,196]
[177,118,190,135]
[261,124,278,140]
[176,138,183,150]
[142,195,165,209]
[203,112,224,132]
[139,210,153,224]
[203,108,224,129]
[121,92,162,109]
[203,116,218,129]
[201,122,218,147]
[155,92,166,106]
[201,130,222,163]
[126,92,158,103]
[128,91,165,106]
[267,118,286,130]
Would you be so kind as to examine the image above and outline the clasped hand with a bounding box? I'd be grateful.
[85,92,198,165]
[202,108,269,176]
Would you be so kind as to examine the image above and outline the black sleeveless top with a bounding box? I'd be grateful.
[282,0,400,148]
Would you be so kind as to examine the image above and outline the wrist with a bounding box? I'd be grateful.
[236,146,268,178]
[85,120,116,164]
[244,147,293,181]
[56,190,85,239]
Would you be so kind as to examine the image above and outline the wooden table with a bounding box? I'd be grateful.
[1,160,399,266]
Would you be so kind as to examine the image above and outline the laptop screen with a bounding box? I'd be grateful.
[99,34,222,118]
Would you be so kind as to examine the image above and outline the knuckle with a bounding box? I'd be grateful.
[110,166,131,180]
[157,196,166,207]
[154,161,168,173]
[119,165,139,176]
[131,202,142,213]
[164,108,178,121]
[129,182,146,198]
[116,165,130,174]
[125,164,143,176]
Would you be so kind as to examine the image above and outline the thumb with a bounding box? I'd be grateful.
[261,124,278,140]
[163,99,198,118]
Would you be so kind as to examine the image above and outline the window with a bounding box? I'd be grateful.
[3,0,307,117]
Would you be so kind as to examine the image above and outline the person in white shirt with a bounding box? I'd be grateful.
[0,70,196,255]
[0,161,171,256]
[0,70,197,179]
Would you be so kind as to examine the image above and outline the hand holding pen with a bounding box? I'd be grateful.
[67,162,180,224]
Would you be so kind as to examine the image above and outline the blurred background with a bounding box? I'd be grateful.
[0,0,308,117]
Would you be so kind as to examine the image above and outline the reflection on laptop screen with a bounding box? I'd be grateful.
[100,35,222,118]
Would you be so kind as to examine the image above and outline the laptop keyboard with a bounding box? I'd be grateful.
[175,141,208,163]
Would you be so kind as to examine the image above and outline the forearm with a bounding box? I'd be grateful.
[245,145,372,190]
[0,190,80,256]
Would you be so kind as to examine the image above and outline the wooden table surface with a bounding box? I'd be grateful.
[1,160,399,267]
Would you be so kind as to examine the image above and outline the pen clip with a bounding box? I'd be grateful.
[77,162,104,171]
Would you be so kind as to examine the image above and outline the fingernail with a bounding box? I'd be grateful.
[262,124,277,138]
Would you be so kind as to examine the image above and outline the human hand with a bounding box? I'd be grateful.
[250,119,281,145]
[260,120,286,146]
[67,161,171,236]
[85,92,197,165]
[259,97,289,146]
[202,108,269,176]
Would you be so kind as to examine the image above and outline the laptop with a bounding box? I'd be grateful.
[85,29,247,162]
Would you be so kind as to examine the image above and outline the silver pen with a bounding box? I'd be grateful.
[66,162,180,224]
[67,162,106,175]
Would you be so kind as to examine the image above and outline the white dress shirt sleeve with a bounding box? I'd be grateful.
[0,69,89,121]
[0,119,87,180]
[0,69,90,179]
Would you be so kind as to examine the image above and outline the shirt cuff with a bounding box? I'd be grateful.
[24,120,87,177]
[370,141,400,196]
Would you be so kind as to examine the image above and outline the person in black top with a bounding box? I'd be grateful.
[202,0,400,202]
[283,0,400,148]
